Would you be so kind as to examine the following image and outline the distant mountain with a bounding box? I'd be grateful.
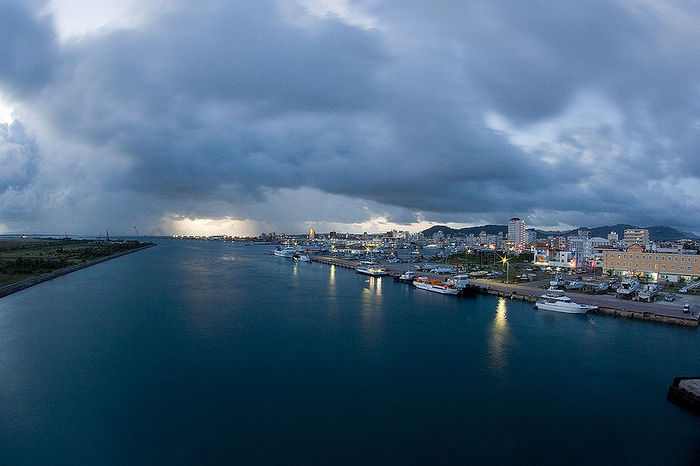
[422,224,506,238]
[422,223,697,241]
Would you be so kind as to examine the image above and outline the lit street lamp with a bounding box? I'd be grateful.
[502,256,510,283]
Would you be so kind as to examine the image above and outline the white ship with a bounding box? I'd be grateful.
[356,265,389,276]
[535,294,597,314]
[413,276,459,295]
[273,247,296,258]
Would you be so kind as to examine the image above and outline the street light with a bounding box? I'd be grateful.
[502,255,510,283]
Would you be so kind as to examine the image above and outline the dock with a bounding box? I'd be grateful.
[309,255,699,328]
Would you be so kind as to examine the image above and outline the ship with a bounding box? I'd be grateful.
[535,294,597,314]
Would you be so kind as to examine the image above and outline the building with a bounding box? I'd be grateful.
[623,228,649,247]
[607,231,619,243]
[533,248,575,269]
[508,217,525,246]
[601,243,700,282]
[308,228,316,239]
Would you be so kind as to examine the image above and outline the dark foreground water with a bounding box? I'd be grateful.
[1,239,698,465]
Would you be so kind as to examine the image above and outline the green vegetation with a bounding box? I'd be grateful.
[0,238,151,287]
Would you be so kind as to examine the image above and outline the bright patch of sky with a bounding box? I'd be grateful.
[46,0,148,40]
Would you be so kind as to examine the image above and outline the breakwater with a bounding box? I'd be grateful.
[310,255,699,328]
[0,244,155,299]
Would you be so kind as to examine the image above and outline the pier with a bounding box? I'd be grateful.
[309,255,700,328]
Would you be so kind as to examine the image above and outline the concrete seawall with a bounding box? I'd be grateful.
[0,244,155,299]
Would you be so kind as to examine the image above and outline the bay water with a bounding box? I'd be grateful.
[1,239,698,464]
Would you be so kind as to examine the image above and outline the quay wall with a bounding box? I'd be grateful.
[310,255,699,328]
[0,244,155,299]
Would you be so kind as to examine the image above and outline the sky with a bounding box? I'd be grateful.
[0,0,699,236]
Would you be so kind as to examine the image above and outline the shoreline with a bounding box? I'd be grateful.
[0,243,155,299]
[310,255,700,328]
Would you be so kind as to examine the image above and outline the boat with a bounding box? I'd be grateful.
[356,265,389,276]
[595,282,609,293]
[549,274,566,288]
[448,274,470,290]
[616,278,639,298]
[295,254,311,262]
[637,283,659,302]
[273,247,296,258]
[535,294,597,314]
[413,276,459,295]
[566,280,584,291]
[470,270,488,277]
[397,270,417,283]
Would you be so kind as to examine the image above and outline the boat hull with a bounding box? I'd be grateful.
[414,281,459,295]
[535,301,595,314]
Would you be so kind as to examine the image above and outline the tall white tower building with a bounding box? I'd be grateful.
[508,217,526,246]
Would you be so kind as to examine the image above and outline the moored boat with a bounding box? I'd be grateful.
[356,265,389,276]
[295,254,311,262]
[413,276,459,295]
[535,294,597,314]
[273,247,296,258]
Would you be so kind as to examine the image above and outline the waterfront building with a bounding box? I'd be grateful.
[601,243,700,282]
[533,248,575,269]
[624,228,650,248]
[508,218,526,246]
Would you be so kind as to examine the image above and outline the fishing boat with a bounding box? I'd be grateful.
[535,294,597,314]
[413,276,459,295]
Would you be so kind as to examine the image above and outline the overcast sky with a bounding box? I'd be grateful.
[0,0,698,236]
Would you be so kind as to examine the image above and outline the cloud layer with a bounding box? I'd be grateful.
[0,0,699,234]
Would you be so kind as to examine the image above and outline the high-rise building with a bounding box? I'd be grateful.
[623,228,649,247]
[309,228,315,239]
[508,217,526,246]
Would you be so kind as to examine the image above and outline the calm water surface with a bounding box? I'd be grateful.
[0,239,698,465]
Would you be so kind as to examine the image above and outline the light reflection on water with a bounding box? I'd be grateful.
[488,297,510,374]
[361,276,384,348]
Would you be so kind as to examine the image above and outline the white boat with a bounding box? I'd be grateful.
[637,283,659,302]
[356,265,389,276]
[295,254,311,262]
[398,270,417,282]
[413,276,459,295]
[566,280,584,290]
[430,266,456,274]
[535,294,597,314]
[273,247,296,258]
[448,274,470,290]
[549,274,566,288]
[595,282,610,293]
[616,278,639,298]
[470,270,488,277]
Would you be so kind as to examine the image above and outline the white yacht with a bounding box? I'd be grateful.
[295,254,311,262]
[273,247,296,258]
[356,265,389,276]
[535,294,597,314]
[616,278,639,298]
[413,276,459,295]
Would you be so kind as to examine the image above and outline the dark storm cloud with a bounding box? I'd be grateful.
[0,0,58,96]
[1,0,699,233]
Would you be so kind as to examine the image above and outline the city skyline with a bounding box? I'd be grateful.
[1,1,699,237]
